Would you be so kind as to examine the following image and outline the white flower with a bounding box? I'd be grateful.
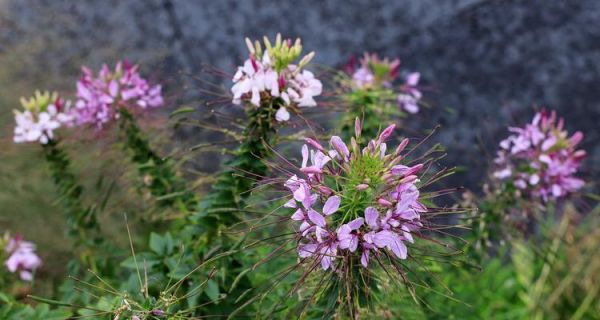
[275,107,290,122]
[286,70,322,107]
[13,102,72,144]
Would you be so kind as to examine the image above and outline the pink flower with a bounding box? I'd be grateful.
[493,110,585,201]
[285,118,426,271]
[13,93,73,144]
[346,53,424,114]
[4,235,42,281]
[352,67,375,88]
[72,61,163,128]
[349,53,400,88]
[231,37,322,123]
[397,72,422,114]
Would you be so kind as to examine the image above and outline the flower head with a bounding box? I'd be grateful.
[3,234,42,281]
[493,110,585,201]
[344,52,424,115]
[284,119,427,271]
[13,91,74,144]
[231,34,322,122]
[72,61,163,128]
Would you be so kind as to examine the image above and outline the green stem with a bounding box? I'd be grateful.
[43,141,107,272]
[43,140,97,245]
[188,101,278,315]
[118,108,199,213]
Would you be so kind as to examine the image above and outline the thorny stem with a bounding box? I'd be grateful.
[42,140,101,269]
[118,108,199,213]
[185,100,278,315]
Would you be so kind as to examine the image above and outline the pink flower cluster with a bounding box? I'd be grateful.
[493,110,585,201]
[13,96,73,144]
[72,61,164,128]
[284,120,425,270]
[231,52,322,122]
[4,235,42,281]
[346,53,423,114]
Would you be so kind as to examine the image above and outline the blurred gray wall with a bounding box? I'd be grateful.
[1,0,599,192]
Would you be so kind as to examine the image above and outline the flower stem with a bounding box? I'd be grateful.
[118,108,199,213]
[43,140,104,271]
[187,101,277,315]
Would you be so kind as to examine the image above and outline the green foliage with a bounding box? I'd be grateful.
[0,293,71,320]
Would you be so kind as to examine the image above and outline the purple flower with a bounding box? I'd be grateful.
[397,72,422,114]
[346,53,424,115]
[349,53,400,88]
[284,119,426,271]
[337,218,364,252]
[4,235,42,281]
[71,61,163,129]
[493,110,585,201]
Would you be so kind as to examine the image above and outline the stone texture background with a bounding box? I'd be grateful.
[1,0,598,192]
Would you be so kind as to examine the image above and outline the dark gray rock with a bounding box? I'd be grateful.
[1,0,598,193]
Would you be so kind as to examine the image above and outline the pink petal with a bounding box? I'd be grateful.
[323,196,341,216]
[365,207,379,229]
[308,209,326,227]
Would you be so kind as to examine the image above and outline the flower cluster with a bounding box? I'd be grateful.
[346,53,423,114]
[13,91,74,144]
[72,61,164,128]
[231,34,323,122]
[493,110,585,201]
[3,234,42,281]
[284,119,426,270]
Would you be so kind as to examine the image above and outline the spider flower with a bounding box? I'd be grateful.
[231,34,322,122]
[72,61,163,128]
[13,91,74,144]
[345,53,423,114]
[493,110,585,201]
[284,119,426,271]
[4,234,42,281]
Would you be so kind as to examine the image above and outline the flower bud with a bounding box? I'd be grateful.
[394,138,410,156]
[245,37,255,55]
[356,184,369,191]
[378,124,396,143]
[301,166,323,174]
[377,198,393,207]
[330,136,350,160]
[355,117,362,139]
[305,137,325,152]
[318,185,334,196]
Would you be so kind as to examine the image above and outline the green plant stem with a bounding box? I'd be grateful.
[118,108,198,213]
[43,140,106,271]
[43,140,97,245]
[187,101,277,315]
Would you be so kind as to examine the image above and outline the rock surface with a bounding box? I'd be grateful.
[1,0,598,192]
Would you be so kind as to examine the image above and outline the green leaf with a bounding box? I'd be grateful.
[169,106,196,118]
[149,232,166,255]
[205,279,220,302]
